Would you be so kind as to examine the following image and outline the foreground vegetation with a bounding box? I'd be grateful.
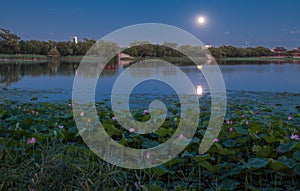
[0,92,300,190]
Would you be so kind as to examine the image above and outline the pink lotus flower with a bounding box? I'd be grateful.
[214,138,219,143]
[245,120,249,125]
[129,128,135,132]
[146,152,151,159]
[31,110,35,114]
[226,120,233,124]
[277,148,282,153]
[80,111,84,117]
[178,134,184,140]
[27,137,36,144]
[18,106,21,109]
[68,103,72,107]
[58,125,64,129]
[112,116,117,121]
[290,134,299,140]
[288,116,292,120]
[143,110,149,114]
[241,114,245,118]
[229,127,233,132]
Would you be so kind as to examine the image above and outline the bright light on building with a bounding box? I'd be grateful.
[205,44,212,49]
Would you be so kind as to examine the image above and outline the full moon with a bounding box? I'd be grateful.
[198,16,205,24]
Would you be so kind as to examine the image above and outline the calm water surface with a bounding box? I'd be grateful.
[0,61,300,101]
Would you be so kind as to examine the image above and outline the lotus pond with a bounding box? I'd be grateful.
[0,90,300,190]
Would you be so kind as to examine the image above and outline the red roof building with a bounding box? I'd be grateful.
[272,47,287,57]
[292,47,300,58]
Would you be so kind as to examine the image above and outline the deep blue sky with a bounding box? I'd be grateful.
[1,0,300,49]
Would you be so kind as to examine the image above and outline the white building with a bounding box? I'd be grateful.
[205,44,212,49]
[72,36,78,44]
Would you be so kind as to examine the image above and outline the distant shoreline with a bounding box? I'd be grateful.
[0,54,84,62]
[1,54,300,63]
[218,57,300,61]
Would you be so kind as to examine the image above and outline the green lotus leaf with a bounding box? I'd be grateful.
[221,179,240,190]
[269,159,287,171]
[293,149,300,161]
[252,145,272,157]
[244,158,269,169]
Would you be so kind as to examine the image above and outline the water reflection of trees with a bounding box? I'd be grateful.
[75,58,119,78]
[0,62,77,87]
[0,63,21,87]
[0,61,120,87]
[1,59,299,89]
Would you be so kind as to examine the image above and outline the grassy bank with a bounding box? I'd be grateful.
[0,54,48,61]
[1,54,300,64]
[219,57,300,62]
[0,54,85,62]
[127,56,300,63]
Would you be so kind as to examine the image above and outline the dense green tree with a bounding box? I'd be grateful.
[209,46,274,58]
[178,45,206,58]
[47,47,60,57]
[162,42,178,50]
[127,41,152,57]
[124,43,184,58]
[162,41,178,56]
[73,39,96,55]
[254,46,273,56]
[88,40,119,57]
[0,28,20,54]
[19,40,49,55]
[161,42,179,57]
[152,45,163,57]
[56,41,73,56]
[219,46,238,57]
[209,47,226,58]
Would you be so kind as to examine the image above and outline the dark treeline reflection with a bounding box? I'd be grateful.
[0,61,119,87]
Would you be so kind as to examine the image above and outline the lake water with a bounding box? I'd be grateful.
[0,61,300,102]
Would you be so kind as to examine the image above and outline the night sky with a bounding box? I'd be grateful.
[1,0,300,48]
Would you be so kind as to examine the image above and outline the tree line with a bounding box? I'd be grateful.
[208,46,274,58]
[0,28,95,57]
[123,41,204,58]
[0,28,281,58]
[123,42,274,58]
